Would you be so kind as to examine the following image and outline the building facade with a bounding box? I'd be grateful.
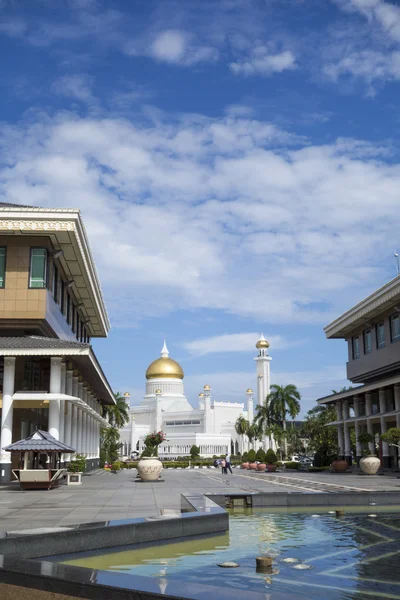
[120,336,274,458]
[318,276,400,468]
[0,203,115,482]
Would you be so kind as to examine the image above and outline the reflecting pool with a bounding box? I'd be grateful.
[62,507,400,599]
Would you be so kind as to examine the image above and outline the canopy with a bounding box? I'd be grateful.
[3,430,75,453]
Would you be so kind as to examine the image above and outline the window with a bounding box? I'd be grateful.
[352,336,360,360]
[60,280,65,314]
[390,314,400,343]
[376,322,385,349]
[53,264,58,302]
[363,329,372,354]
[71,303,76,332]
[0,247,6,288]
[76,313,80,341]
[29,248,47,288]
[66,293,71,324]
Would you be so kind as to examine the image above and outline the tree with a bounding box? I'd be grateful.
[100,426,122,464]
[105,392,130,429]
[254,403,275,447]
[381,428,400,449]
[301,403,338,465]
[235,415,249,454]
[267,384,301,456]
[331,386,353,394]
[248,422,262,449]
[265,448,278,464]
[286,425,305,456]
[190,445,200,459]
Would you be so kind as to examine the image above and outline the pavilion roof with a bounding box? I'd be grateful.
[3,430,75,453]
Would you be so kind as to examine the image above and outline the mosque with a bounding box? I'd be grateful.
[119,335,273,458]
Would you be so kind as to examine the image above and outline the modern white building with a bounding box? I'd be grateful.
[120,336,274,458]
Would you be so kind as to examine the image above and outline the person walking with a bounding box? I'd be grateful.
[225,453,233,474]
[221,457,226,474]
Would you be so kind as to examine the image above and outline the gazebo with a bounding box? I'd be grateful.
[3,430,75,490]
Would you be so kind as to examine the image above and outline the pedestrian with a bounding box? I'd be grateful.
[225,453,233,474]
[221,458,226,474]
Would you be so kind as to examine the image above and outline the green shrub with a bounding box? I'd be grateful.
[265,449,278,464]
[255,448,266,462]
[248,449,256,462]
[285,461,301,470]
[308,466,332,472]
[275,461,283,467]
[190,445,200,458]
[111,461,122,471]
[68,454,86,473]
[242,452,249,462]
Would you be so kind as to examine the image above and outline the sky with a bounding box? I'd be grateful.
[1,0,400,416]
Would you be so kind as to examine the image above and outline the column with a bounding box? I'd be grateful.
[59,362,66,445]
[337,424,344,458]
[131,416,136,456]
[0,357,16,483]
[82,386,88,458]
[395,385,400,414]
[355,421,362,463]
[365,392,372,416]
[344,422,352,465]
[336,401,342,421]
[77,379,84,454]
[353,396,360,418]
[155,390,162,431]
[379,389,386,414]
[381,418,390,469]
[367,419,375,455]
[70,373,79,452]
[49,357,62,440]
[342,400,349,420]
[64,367,73,455]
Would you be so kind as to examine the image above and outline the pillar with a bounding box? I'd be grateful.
[344,422,352,465]
[395,385,400,414]
[355,420,362,463]
[353,396,360,418]
[379,389,386,414]
[0,357,16,483]
[70,374,79,452]
[337,424,344,458]
[155,390,162,432]
[64,367,73,454]
[381,418,390,469]
[365,392,372,416]
[336,401,342,421]
[367,419,375,455]
[342,400,349,420]
[49,357,62,440]
[59,362,66,444]
[131,416,136,456]
[77,379,84,454]
[247,390,254,423]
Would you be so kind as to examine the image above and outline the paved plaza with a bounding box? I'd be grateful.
[0,468,399,532]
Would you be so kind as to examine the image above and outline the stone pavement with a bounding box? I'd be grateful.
[0,467,399,532]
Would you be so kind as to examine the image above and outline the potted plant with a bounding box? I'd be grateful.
[265,449,278,472]
[241,451,249,469]
[256,448,266,471]
[358,432,380,475]
[137,431,166,482]
[331,450,348,473]
[111,461,122,474]
[67,454,86,485]
[381,428,400,470]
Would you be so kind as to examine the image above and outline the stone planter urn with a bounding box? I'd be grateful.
[359,455,381,475]
[241,462,249,469]
[249,462,258,470]
[257,463,267,472]
[331,459,348,473]
[67,472,83,486]
[137,456,163,482]
[266,464,277,472]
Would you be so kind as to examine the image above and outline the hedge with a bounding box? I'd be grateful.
[308,466,332,472]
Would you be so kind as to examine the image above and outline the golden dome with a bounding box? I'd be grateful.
[246,388,253,393]
[123,391,130,397]
[155,389,162,394]
[198,392,205,397]
[146,357,184,380]
[256,334,269,349]
[204,384,211,390]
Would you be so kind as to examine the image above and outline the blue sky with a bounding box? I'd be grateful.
[1,0,400,416]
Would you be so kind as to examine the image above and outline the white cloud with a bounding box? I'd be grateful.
[230,49,296,76]
[324,49,400,84]
[0,109,398,327]
[184,333,292,356]
[51,74,96,104]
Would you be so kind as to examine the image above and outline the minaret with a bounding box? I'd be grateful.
[254,335,271,408]
[198,392,205,410]
[161,340,169,358]
[246,388,254,422]
[203,384,211,433]
[155,388,162,431]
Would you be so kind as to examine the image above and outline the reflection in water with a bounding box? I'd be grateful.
[62,508,400,599]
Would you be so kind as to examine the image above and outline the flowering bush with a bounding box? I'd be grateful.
[142,431,167,457]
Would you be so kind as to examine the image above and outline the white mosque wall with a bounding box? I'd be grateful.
[146,378,185,396]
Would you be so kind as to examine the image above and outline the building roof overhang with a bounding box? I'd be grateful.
[0,205,110,337]
[317,373,400,404]
[0,337,115,406]
[324,276,400,339]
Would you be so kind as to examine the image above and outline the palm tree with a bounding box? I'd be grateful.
[105,392,130,429]
[267,384,301,457]
[235,415,249,454]
[254,403,275,447]
[331,386,353,394]
[247,422,262,450]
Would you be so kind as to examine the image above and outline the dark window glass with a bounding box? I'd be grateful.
[352,336,360,359]
[0,247,6,288]
[72,303,76,332]
[76,314,80,341]
[53,265,58,302]
[390,314,400,342]
[60,280,65,314]
[364,329,372,354]
[376,322,385,348]
[29,248,47,288]
[66,293,71,324]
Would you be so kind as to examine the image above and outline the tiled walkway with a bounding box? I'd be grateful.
[0,467,399,531]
